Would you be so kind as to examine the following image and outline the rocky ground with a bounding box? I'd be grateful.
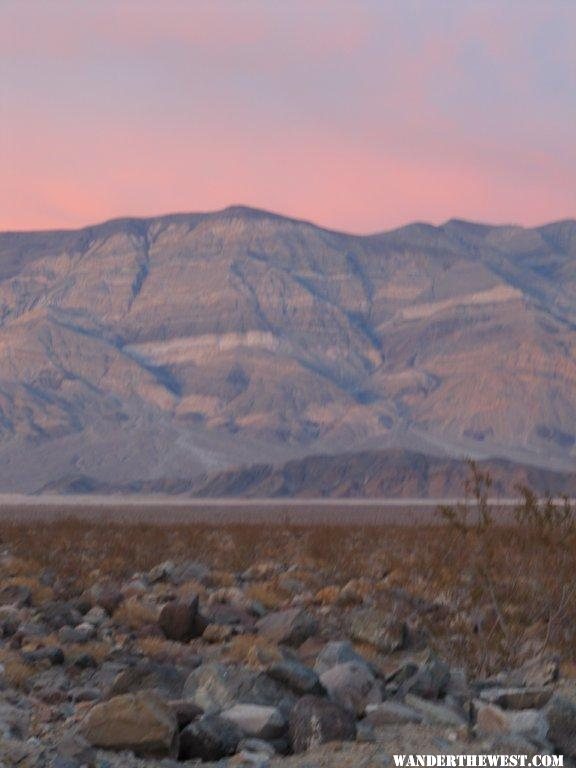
[1,523,576,768]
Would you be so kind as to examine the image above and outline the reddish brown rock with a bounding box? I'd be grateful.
[158,595,206,642]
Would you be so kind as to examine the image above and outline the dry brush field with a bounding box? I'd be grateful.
[1,505,575,673]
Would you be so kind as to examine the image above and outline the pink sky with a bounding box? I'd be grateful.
[1,0,575,233]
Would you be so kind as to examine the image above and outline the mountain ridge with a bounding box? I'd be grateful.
[3,204,574,237]
[37,448,576,499]
[0,206,574,493]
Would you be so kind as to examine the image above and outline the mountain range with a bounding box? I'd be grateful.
[0,206,575,495]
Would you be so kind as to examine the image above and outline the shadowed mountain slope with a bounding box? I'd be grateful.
[39,449,576,499]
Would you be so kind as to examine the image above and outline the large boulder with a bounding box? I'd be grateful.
[511,657,560,688]
[365,701,423,725]
[320,661,381,716]
[475,702,549,746]
[313,640,368,675]
[168,699,204,729]
[183,662,295,716]
[79,691,178,758]
[405,694,467,727]
[158,594,206,642]
[289,695,356,753]
[110,660,189,699]
[179,714,242,761]
[221,704,286,740]
[256,608,318,647]
[403,656,450,700]
[479,687,553,711]
[349,608,406,653]
[544,694,576,757]
[267,659,323,695]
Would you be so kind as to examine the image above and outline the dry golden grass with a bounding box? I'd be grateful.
[2,575,54,606]
[0,512,575,674]
[245,582,289,610]
[59,640,111,665]
[225,634,284,667]
[0,648,35,689]
[134,636,199,663]
[113,596,159,630]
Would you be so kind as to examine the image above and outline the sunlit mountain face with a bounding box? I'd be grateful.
[0,207,575,493]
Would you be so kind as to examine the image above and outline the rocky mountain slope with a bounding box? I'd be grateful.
[1,207,575,492]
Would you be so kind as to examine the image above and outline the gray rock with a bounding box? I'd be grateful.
[110,660,189,699]
[289,695,356,753]
[445,667,471,705]
[59,623,96,644]
[168,699,204,729]
[16,621,50,640]
[82,606,108,626]
[221,703,286,739]
[89,582,123,615]
[0,697,30,739]
[73,653,98,670]
[239,738,277,757]
[365,701,423,725]
[349,608,406,653]
[267,659,323,695]
[23,646,65,666]
[0,583,31,608]
[179,714,242,761]
[40,601,83,630]
[148,560,176,583]
[56,732,96,765]
[69,686,102,703]
[30,666,71,701]
[256,608,318,647]
[475,702,549,746]
[172,560,211,585]
[320,660,381,716]
[52,758,81,768]
[479,687,553,710]
[544,694,576,757]
[405,693,467,727]
[183,662,295,716]
[0,606,21,637]
[502,657,560,688]
[356,720,377,742]
[403,656,450,700]
[313,640,367,675]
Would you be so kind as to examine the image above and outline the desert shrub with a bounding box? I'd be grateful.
[435,461,576,673]
[514,485,575,541]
